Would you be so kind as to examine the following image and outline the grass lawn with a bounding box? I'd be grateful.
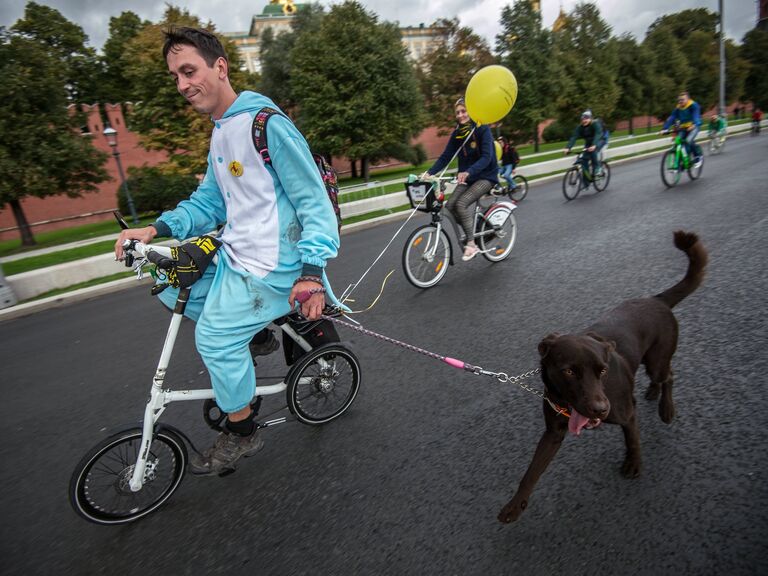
[0,215,157,259]
[2,240,118,276]
[19,271,138,303]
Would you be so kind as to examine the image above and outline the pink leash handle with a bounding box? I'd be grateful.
[295,288,326,304]
[320,314,482,374]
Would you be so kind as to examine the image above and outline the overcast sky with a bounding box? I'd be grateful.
[0,0,759,51]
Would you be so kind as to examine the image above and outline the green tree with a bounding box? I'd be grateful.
[99,11,149,105]
[122,5,251,176]
[495,1,557,151]
[611,35,653,134]
[550,2,620,128]
[724,40,749,106]
[0,30,109,246]
[417,18,495,132]
[258,3,325,114]
[11,1,102,103]
[291,1,424,180]
[642,26,691,119]
[646,8,718,42]
[683,30,719,110]
[740,28,768,109]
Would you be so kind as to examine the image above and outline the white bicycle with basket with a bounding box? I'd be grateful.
[401,175,518,288]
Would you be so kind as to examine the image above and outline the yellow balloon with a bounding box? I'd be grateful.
[465,65,518,125]
[494,140,502,162]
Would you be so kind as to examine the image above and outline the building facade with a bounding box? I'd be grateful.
[224,2,447,73]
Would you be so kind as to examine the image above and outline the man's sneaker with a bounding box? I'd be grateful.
[693,157,703,169]
[189,429,264,476]
[249,328,279,357]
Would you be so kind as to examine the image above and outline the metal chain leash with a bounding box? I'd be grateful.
[322,314,559,411]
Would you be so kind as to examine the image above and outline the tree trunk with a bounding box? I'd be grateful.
[629,117,634,135]
[533,122,540,153]
[350,159,358,179]
[9,199,36,247]
[362,157,370,182]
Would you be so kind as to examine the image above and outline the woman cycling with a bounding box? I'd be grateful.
[497,136,520,194]
[422,98,498,261]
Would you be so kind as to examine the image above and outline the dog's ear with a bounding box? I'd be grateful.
[586,332,615,359]
[538,333,560,358]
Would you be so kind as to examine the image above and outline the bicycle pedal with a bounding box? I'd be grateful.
[218,467,237,477]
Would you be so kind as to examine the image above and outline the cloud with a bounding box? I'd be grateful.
[0,0,758,51]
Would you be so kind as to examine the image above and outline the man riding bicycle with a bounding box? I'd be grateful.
[563,110,604,178]
[752,108,763,135]
[708,114,727,142]
[661,91,703,168]
[114,28,341,476]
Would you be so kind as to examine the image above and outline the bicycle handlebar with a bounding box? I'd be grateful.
[122,240,175,271]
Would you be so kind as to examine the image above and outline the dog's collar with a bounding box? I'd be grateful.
[544,392,571,418]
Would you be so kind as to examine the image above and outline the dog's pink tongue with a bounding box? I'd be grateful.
[568,408,590,436]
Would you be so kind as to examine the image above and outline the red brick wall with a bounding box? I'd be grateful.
[0,103,167,242]
[332,125,451,177]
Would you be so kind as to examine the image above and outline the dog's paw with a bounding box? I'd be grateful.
[659,399,675,423]
[621,458,642,479]
[498,499,527,523]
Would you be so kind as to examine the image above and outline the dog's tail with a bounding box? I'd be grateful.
[654,230,708,309]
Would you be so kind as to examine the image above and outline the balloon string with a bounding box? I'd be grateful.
[339,128,473,307]
[344,270,394,314]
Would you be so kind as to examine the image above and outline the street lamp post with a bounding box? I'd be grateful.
[103,125,139,225]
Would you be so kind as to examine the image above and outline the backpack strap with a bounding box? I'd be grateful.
[251,107,284,166]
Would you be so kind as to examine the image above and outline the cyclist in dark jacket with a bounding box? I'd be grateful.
[497,136,520,193]
[564,109,603,178]
[424,98,498,261]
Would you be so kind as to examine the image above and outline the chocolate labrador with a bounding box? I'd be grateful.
[498,230,707,523]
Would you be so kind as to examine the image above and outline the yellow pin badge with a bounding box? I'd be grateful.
[228,160,244,177]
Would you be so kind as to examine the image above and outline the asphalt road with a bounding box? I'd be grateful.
[1,134,766,576]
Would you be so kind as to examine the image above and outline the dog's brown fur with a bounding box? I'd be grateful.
[498,230,707,523]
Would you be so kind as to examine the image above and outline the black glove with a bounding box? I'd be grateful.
[155,235,222,291]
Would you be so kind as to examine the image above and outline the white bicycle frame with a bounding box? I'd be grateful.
[124,242,316,492]
[419,177,517,260]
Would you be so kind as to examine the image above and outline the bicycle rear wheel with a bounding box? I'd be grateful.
[562,167,582,200]
[508,175,528,202]
[688,156,703,180]
[479,206,517,262]
[660,150,681,188]
[593,162,611,192]
[402,225,451,289]
[69,427,187,525]
[287,343,361,425]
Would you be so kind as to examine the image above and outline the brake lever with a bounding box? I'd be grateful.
[132,256,149,280]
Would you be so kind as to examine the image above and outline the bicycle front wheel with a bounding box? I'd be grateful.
[661,150,681,188]
[508,175,528,202]
[479,206,517,262]
[287,343,361,425]
[562,167,581,200]
[69,427,187,525]
[593,162,611,192]
[402,225,451,289]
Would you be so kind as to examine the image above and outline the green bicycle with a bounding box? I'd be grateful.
[562,149,611,201]
[660,130,703,188]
